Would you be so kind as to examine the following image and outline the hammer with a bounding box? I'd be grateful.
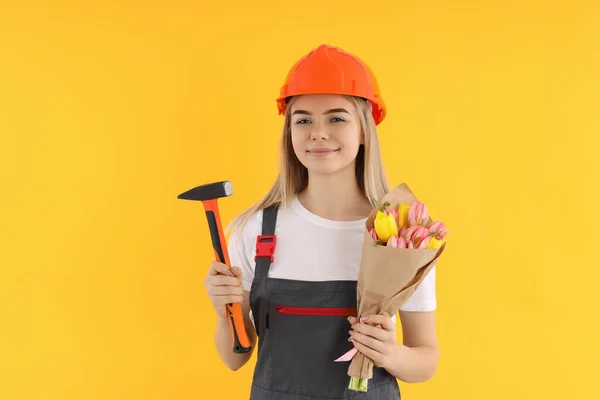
[177,180,252,354]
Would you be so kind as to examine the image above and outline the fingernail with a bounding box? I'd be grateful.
[360,316,368,322]
[349,330,353,335]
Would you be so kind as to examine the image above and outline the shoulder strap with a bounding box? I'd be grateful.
[254,203,279,279]
[261,203,279,236]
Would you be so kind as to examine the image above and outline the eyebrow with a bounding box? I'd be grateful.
[292,108,350,116]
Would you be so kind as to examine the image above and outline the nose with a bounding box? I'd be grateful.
[310,124,329,140]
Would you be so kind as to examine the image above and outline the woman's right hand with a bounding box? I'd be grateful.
[203,261,244,319]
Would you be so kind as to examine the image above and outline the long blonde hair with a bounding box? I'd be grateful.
[226,95,390,237]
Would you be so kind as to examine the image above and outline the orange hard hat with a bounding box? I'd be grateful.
[276,44,387,125]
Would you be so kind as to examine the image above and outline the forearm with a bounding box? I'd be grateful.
[214,316,253,371]
[384,343,439,383]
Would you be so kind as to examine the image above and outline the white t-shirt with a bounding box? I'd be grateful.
[227,195,437,324]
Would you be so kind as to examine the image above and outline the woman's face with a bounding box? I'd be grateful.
[290,94,363,176]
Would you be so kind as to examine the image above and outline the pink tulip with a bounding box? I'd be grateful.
[398,236,407,248]
[387,235,408,248]
[409,202,429,226]
[402,225,428,242]
[369,228,379,241]
[406,240,414,249]
[401,226,418,241]
[417,236,431,248]
[426,220,445,232]
[411,226,430,248]
[426,220,449,240]
[413,226,429,240]
[387,235,400,248]
[397,226,406,238]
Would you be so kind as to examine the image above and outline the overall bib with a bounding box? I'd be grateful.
[249,204,401,399]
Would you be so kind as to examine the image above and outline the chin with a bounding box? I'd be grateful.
[302,159,354,176]
[308,165,343,175]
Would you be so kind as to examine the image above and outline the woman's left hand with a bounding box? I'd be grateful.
[348,313,400,369]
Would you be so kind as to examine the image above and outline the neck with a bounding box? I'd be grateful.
[297,165,372,221]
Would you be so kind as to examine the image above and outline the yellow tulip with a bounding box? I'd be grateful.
[427,237,444,249]
[374,211,398,242]
[398,203,410,228]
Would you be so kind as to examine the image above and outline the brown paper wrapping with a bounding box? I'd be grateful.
[347,183,446,380]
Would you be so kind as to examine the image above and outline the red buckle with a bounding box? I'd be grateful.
[255,235,276,262]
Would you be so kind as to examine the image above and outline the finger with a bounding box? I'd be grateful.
[349,330,387,353]
[209,262,235,276]
[210,285,244,297]
[350,328,389,350]
[231,266,243,277]
[351,323,388,342]
[207,274,242,287]
[360,314,395,331]
[348,316,357,325]
[349,337,383,366]
[217,295,244,305]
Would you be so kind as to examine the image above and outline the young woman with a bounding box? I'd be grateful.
[204,44,439,399]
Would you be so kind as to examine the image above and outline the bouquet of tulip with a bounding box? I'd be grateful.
[334,183,448,392]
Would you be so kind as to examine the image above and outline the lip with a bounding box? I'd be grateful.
[307,148,340,156]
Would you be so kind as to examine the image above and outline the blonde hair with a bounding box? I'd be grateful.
[225,95,390,237]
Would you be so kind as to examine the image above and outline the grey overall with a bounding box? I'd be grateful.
[249,204,401,399]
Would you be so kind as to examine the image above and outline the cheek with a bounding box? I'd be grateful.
[290,128,299,143]
[338,127,362,151]
[290,129,306,156]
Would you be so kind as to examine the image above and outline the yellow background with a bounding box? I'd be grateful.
[2,1,599,399]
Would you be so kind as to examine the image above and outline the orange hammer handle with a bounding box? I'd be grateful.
[202,199,252,354]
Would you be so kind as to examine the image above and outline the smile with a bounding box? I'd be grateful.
[307,149,340,156]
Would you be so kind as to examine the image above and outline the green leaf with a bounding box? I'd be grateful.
[372,198,391,213]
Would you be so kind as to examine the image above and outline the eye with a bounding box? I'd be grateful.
[331,117,345,122]
[296,118,311,124]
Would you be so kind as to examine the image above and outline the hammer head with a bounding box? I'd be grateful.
[177,180,234,201]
